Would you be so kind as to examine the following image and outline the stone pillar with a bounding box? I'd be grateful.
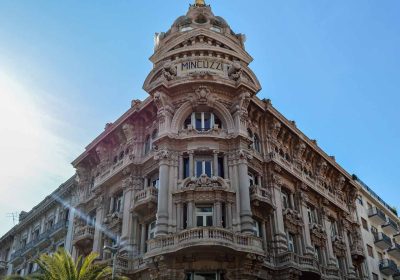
[131,215,139,256]
[188,201,194,228]
[121,185,133,252]
[344,230,356,277]
[144,177,149,188]
[109,197,114,214]
[323,214,337,267]
[189,150,194,177]
[92,200,105,254]
[156,151,170,235]
[215,201,222,227]
[261,221,268,249]
[223,154,229,179]
[177,203,182,230]
[213,150,219,177]
[273,186,288,252]
[299,194,314,256]
[65,208,75,252]
[178,154,184,180]
[140,223,146,255]
[237,152,253,234]
[257,175,262,186]
[226,203,233,229]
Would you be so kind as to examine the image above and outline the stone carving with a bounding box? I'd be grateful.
[269,118,281,141]
[332,235,347,257]
[154,149,170,160]
[186,174,220,188]
[94,195,104,208]
[336,175,346,191]
[293,141,306,162]
[122,122,135,142]
[283,208,303,234]
[228,61,242,81]
[316,160,328,179]
[310,223,327,247]
[131,99,142,109]
[162,61,177,81]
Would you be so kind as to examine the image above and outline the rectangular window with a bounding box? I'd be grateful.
[330,220,338,237]
[361,218,368,230]
[148,221,156,239]
[186,273,218,280]
[152,178,160,189]
[113,193,123,213]
[183,158,189,178]
[183,203,188,229]
[282,192,289,209]
[217,157,224,178]
[203,112,211,130]
[253,220,261,237]
[196,206,213,227]
[248,173,255,186]
[378,252,383,261]
[287,233,295,252]
[367,245,374,258]
[337,256,346,272]
[371,226,377,234]
[356,195,363,205]
[195,160,212,177]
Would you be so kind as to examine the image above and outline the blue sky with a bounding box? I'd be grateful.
[0,0,399,235]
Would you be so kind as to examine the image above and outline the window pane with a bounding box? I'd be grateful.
[203,113,211,130]
[197,216,203,227]
[204,161,212,177]
[195,113,202,129]
[206,216,213,226]
[184,158,189,178]
[196,161,202,177]
[218,157,224,178]
[198,207,212,213]
[194,273,217,280]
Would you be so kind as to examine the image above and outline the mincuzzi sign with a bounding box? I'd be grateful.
[177,59,228,76]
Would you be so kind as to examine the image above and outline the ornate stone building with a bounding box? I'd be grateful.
[68,1,368,279]
[2,1,399,279]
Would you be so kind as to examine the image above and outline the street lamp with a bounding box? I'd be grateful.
[103,244,119,280]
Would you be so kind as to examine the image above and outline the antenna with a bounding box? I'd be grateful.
[6,212,19,225]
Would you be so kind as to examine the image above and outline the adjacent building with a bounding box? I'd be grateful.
[0,1,398,280]
[354,175,400,280]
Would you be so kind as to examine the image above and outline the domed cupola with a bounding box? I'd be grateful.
[143,0,261,97]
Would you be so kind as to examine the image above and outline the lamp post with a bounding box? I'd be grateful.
[103,244,119,280]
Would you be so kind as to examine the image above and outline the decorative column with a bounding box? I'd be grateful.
[155,150,170,235]
[237,150,253,234]
[177,203,182,230]
[144,177,149,188]
[298,187,314,256]
[121,174,134,253]
[187,201,194,228]
[178,154,184,180]
[131,215,139,256]
[343,228,356,277]
[109,197,114,214]
[213,150,219,177]
[189,150,194,177]
[64,208,75,252]
[223,154,229,179]
[92,196,105,254]
[273,185,288,252]
[140,223,146,255]
[215,201,222,227]
[226,202,233,229]
[322,210,337,267]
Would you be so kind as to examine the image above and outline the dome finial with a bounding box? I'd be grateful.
[194,0,206,6]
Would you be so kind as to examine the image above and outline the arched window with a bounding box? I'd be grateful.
[184,112,221,131]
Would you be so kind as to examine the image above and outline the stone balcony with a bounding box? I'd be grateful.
[146,227,264,258]
[382,217,399,235]
[131,186,158,215]
[380,259,398,276]
[395,233,400,243]
[388,242,400,260]
[249,185,275,210]
[116,256,146,274]
[93,156,133,189]
[73,225,95,247]
[368,207,386,225]
[374,232,392,250]
[275,252,347,279]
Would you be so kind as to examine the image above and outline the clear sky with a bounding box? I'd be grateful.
[0,0,399,236]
